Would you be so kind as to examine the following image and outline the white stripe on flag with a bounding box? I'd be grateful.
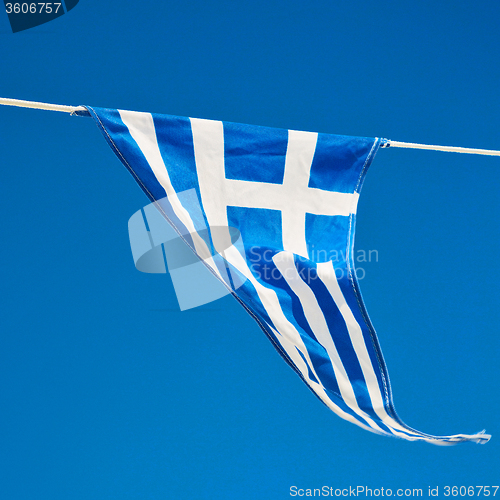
[280,130,318,257]
[314,262,491,443]
[316,260,423,439]
[266,323,375,433]
[189,118,234,254]
[118,110,227,282]
[272,251,385,434]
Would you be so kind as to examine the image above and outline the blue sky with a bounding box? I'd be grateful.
[1,1,499,499]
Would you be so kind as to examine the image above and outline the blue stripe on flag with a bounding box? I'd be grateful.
[305,213,351,265]
[309,134,376,193]
[223,121,288,185]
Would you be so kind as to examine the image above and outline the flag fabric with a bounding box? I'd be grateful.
[83,105,490,445]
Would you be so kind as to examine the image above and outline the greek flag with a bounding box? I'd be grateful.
[85,106,489,445]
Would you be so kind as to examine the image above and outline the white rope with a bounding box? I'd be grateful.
[0,97,86,114]
[385,140,500,157]
[1,97,500,157]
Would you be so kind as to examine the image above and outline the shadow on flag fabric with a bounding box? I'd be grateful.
[84,105,490,445]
